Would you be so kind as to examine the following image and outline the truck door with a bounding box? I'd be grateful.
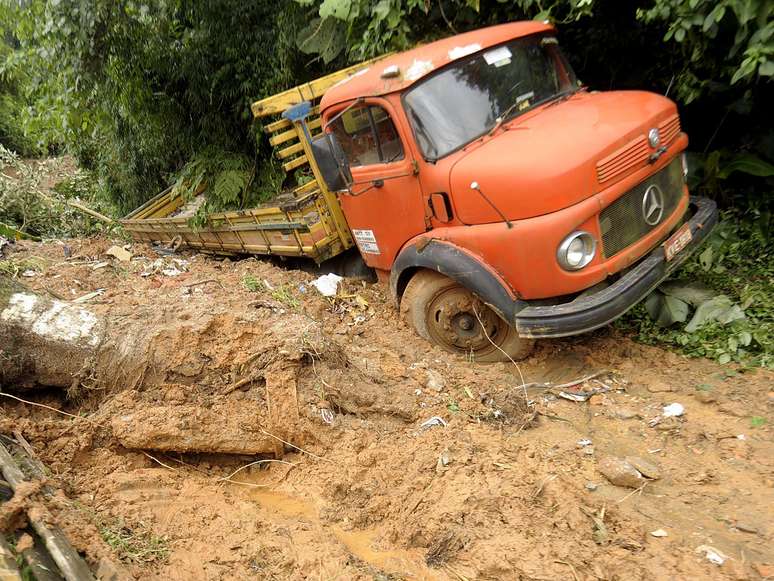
[328,100,425,271]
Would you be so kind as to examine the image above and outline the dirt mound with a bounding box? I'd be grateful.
[1,238,772,579]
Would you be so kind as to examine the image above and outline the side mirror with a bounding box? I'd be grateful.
[311,133,352,192]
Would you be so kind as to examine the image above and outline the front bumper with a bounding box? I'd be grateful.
[514,196,718,338]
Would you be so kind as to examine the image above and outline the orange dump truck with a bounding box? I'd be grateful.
[123,21,717,361]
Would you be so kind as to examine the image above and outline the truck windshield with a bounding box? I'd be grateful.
[404,35,578,160]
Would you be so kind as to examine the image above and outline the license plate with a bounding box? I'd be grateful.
[664,223,692,262]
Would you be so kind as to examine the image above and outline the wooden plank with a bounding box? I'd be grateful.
[268,118,321,147]
[276,141,305,159]
[263,105,320,134]
[268,127,299,147]
[282,155,308,172]
[251,56,387,118]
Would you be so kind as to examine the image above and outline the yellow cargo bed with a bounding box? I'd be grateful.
[121,58,383,263]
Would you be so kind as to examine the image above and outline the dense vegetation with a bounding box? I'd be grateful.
[0,0,771,365]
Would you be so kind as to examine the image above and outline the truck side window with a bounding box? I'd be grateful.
[330,105,404,167]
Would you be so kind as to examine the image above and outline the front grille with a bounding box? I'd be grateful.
[596,114,682,184]
[599,158,683,257]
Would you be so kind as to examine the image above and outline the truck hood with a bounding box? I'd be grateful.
[448,90,679,223]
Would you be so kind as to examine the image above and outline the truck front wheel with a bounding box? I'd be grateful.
[400,270,534,362]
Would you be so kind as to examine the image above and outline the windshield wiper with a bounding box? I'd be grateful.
[488,86,581,137]
[488,98,525,137]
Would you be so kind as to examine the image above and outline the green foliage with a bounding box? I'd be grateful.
[1,0,307,214]
[638,0,772,102]
[99,518,170,564]
[295,0,596,62]
[0,144,114,238]
[620,209,773,368]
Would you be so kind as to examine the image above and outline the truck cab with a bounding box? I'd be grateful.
[313,21,717,361]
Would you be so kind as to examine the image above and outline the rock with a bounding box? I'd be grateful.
[626,456,662,479]
[613,407,641,420]
[754,564,774,578]
[647,381,674,393]
[425,369,445,392]
[597,456,645,488]
[650,529,668,537]
[695,390,717,404]
[106,245,132,262]
[585,482,598,491]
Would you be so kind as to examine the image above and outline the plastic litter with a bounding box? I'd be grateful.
[311,273,343,297]
[419,416,447,430]
[577,439,593,448]
[695,545,727,565]
[662,403,685,417]
[320,408,335,425]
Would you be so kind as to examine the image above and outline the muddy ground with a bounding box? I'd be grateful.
[1,237,772,580]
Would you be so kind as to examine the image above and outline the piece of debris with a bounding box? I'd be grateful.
[320,408,335,425]
[695,545,728,566]
[557,383,610,402]
[585,482,598,491]
[625,456,662,480]
[72,288,106,303]
[435,450,451,474]
[581,506,609,545]
[425,369,445,392]
[419,416,447,430]
[577,438,593,448]
[105,245,132,262]
[597,456,645,488]
[311,273,342,297]
[662,402,685,417]
[734,521,759,534]
[650,529,669,538]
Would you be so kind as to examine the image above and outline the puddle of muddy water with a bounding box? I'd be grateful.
[246,487,442,580]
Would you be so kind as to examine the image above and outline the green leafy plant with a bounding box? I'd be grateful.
[750,416,767,428]
[99,518,169,564]
[621,209,773,368]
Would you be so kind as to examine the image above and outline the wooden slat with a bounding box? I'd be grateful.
[282,155,308,172]
[276,141,305,159]
[267,118,321,147]
[268,127,299,147]
[294,180,320,195]
[251,56,387,118]
[263,105,320,134]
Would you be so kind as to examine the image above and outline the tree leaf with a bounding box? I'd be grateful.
[659,280,715,306]
[718,154,774,178]
[645,291,690,327]
[685,295,746,333]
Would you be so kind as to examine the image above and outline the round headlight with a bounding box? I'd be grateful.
[557,231,596,271]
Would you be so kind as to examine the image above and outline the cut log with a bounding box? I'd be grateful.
[0,276,104,389]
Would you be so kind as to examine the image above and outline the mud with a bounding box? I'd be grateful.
[1,237,772,580]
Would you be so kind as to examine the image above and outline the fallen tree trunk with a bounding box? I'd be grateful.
[1,276,104,389]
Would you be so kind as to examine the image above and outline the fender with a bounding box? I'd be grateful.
[389,238,527,322]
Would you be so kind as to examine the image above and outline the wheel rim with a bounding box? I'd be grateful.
[424,285,510,355]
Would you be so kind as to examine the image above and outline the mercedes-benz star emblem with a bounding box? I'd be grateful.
[648,128,661,148]
[642,185,664,226]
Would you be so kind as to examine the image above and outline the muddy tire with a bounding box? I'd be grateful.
[400,270,534,362]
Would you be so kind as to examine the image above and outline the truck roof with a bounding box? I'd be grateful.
[320,21,555,110]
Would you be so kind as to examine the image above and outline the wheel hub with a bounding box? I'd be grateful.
[425,287,506,354]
